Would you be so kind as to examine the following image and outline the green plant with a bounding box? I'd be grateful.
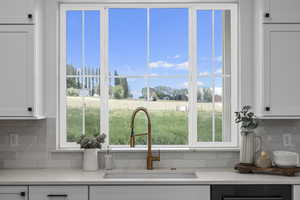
[77,134,106,149]
[234,105,258,131]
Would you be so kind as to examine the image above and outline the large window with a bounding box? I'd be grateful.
[59,4,238,149]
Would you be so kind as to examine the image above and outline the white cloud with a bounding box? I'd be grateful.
[173,54,180,59]
[199,71,209,76]
[167,54,181,59]
[216,68,222,74]
[183,81,203,88]
[149,60,188,70]
[198,81,204,86]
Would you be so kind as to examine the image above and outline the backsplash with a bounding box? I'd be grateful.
[1,119,299,169]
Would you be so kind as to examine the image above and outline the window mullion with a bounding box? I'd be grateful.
[188,8,197,147]
[100,7,109,146]
[81,10,86,136]
[211,10,216,142]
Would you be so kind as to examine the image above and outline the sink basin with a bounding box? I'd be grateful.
[103,171,198,179]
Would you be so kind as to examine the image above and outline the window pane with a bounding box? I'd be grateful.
[214,77,223,142]
[197,10,212,76]
[66,78,83,142]
[149,8,188,76]
[149,78,188,145]
[84,88,100,137]
[66,11,82,75]
[109,9,147,76]
[214,10,223,75]
[197,78,213,142]
[66,10,101,143]
[109,78,148,145]
[84,10,100,75]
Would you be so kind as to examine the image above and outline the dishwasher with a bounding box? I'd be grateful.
[211,185,292,200]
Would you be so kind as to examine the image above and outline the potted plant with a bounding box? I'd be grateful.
[77,134,106,171]
[235,105,259,164]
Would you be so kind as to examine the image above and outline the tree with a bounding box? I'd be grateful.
[113,85,124,99]
[120,77,129,98]
[203,88,213,102]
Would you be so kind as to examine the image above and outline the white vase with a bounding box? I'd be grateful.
[240,131,255,164]
[83,149,98,171]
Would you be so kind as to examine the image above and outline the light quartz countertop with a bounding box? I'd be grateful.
[0,168,299,185]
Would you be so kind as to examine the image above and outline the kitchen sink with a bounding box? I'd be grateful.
[103,171,198,179]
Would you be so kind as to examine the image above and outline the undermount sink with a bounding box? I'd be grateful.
[103,171,198,179]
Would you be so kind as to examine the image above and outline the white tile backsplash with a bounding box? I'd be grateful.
[1,118,297,169]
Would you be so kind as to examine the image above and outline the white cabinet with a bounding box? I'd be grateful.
[0,186,27,200]
[29,186,88,200]
[0,0,35,24]
[258,0,300,23]
[294,185,300,200]
[255,24,300,118]
[0,25,37,117]
[90,185,210,200]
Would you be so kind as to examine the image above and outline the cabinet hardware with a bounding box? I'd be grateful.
[27,14,33,19]
[265,13,270,18]
[27,107,33,112]
[20,192,26,197]
[47,194,68,197]
[265,107,271,111]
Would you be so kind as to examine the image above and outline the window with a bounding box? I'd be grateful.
[59,4,238,149]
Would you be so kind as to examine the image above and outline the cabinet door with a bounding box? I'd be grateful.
[0,25,34,117]
[0,0,34,24]
[90,185,210,200]
[263,24,300,116]
[29,186,88,200]
[263,0,300,23]
[0,186,27,200]
[294,185,300,200]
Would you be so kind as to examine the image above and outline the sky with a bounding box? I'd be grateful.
[66,8,224,99]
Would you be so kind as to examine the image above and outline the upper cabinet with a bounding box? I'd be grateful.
[254,0,300,118]
[260,0,300,23]
[0,26,35,117]
[0,0,35,24]
[260,24,300,117]
[0,0,44,119]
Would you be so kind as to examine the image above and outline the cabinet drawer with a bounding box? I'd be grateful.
[0,0,34,24]
[29,186,88,200]
[90,185,210,200]
[0,186,27,200]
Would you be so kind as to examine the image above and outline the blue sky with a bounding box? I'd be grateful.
[66,8,223,98]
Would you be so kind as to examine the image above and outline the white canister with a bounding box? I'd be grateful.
[83,148,98,171]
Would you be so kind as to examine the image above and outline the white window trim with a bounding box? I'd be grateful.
[58,3,239,150]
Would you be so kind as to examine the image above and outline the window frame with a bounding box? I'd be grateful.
[59,3,239,149]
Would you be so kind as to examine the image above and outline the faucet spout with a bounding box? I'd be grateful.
[130,107,160,170]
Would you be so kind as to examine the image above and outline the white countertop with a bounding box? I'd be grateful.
[0,168,299,185]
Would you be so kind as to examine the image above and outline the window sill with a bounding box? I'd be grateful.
[52,147,240,153]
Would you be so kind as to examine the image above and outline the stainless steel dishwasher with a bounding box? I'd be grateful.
[211,185,292,200]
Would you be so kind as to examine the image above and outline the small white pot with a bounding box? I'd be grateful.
[83,148,98,171]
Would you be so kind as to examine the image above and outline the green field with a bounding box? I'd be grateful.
[66,97,223,144]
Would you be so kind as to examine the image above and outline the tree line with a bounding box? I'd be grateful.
[66,65,219,102]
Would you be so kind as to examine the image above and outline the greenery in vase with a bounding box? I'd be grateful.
[234,105,258,132]
[77,134,106,149]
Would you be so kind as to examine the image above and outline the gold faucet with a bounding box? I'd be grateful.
[130,107,160,170]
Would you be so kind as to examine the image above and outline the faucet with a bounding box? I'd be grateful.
[130,107,160,170]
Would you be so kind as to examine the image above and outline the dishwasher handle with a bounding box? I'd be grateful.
[47,194,68,198]
[224,197,284,200]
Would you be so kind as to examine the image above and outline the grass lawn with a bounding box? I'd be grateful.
[66,98,223,144]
